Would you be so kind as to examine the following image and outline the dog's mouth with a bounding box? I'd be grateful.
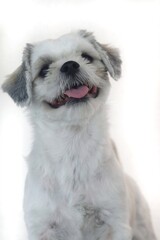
[46,84,99,109]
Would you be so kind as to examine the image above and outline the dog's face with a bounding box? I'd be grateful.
[2,30,121,123]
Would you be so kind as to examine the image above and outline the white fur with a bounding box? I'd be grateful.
[2,31,157,240]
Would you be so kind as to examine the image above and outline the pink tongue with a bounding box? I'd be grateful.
[64,85,89,99]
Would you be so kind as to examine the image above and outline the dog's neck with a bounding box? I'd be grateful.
[28,105,114,175]
[31,105,108,143]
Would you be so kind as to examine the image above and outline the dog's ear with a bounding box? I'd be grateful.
[2,44,33,106]
[99,44,122,80]
[79,30,122,80]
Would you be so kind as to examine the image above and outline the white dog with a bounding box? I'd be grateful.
[2,30,157,240]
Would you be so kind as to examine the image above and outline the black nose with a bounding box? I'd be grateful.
[60,61,80,75]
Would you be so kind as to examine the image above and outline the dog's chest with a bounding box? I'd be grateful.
[32,125,107,204]
[43,140,101,198]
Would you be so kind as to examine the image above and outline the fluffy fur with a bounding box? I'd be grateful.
[2,30,157,240]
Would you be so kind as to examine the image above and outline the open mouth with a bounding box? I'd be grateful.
[46,84,99,109]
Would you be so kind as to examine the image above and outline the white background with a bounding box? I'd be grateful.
[0,0,160,239]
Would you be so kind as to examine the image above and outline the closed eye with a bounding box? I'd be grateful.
[39,64,50,78]
[81,53,93,64]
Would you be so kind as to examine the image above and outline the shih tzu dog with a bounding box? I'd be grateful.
[2,30,157,240]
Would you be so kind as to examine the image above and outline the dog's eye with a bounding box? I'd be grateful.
[39,64,50,78]
[81,53,93,64]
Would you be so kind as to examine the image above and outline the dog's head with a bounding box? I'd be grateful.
[2,30,121,123]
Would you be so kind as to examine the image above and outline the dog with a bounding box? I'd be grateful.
[2,30,157,240]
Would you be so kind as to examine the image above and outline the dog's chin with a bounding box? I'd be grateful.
[44,85,99,109]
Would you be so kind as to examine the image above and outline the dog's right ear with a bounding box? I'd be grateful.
[2,44,33,107]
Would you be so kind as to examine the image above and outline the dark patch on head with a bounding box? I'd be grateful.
[79,30,93,40]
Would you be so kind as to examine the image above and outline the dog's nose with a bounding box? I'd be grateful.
[60,61,80,75]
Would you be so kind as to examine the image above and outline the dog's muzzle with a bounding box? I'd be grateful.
[45,61,99,109]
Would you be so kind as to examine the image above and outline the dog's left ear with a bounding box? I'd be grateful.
[99,44,122,80]
[79,30,122,80]
[1,44,33,106]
